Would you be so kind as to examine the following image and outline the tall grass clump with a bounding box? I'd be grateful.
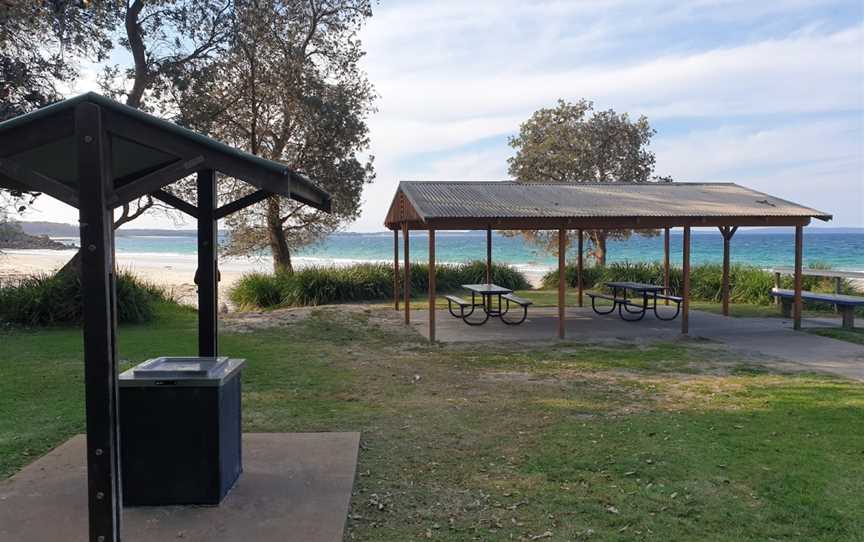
[0,270,167,326]
[228,272,291,309]
[229,261,531,309]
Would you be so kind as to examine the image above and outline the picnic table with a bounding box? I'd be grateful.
[587,281,682,322]
[443,283,533,326]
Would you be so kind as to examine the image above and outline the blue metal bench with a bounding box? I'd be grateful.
[770,288,864,329]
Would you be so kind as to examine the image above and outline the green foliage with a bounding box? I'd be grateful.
[228,272,290,309]
[230,261,531,309]
[542,261,862,306]
[0,270,168,326]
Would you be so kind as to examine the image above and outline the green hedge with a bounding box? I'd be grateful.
[0,270,169,326]
[230,261,531,309]
[542,261,861,305]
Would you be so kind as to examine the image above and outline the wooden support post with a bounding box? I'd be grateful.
[393,229,400,311]
[682,226,691,334]
[403,223,410,324]
[794,225,803,330]
[577,229,584,307]
[834,276,842,314]
[76,102,122,542]
[197,169,218,357]
[663,227,670,305]
[429,229,436,342]
[558,228,566,339]
[486,226,492,284]
[719,226,737,317]
[774,271,781,307]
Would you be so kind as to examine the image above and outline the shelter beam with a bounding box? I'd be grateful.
[577,229,584,307]
[0,156,79,208]
[197,169,218,357]
[0,109,74,156]
[429,229,436,342]
[682,226,691,334]
[794,226,803,330]
[403,223,410,324]
[110,155,204,207]
[151,189,198,218]
[75,102,122,542]
[663,228,670,305]
[215,189,271,219]
[486,226,492,283]
[393,229,400,311]
[558,228,566,339]
[720,226,738,316]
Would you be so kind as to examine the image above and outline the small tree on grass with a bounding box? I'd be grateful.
[506,99,672,266]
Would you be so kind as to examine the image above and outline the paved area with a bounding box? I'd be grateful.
[0,432,360,542]
[412,307,864,380]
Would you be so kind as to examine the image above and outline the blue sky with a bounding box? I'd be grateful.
[354,0,864,231]
[30,0,864,230]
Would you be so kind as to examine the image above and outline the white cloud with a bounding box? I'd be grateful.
[348,1,863,230]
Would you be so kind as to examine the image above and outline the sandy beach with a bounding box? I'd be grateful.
[0,249,549,307]
[0,249,269,307]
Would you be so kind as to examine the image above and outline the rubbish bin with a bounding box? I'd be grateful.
[119,356,246,506]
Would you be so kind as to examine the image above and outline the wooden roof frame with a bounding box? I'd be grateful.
[0,95,334,542]
[0,92,332,213]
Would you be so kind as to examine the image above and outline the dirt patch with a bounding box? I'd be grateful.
[221,306,320,333]
[221,303,417,336]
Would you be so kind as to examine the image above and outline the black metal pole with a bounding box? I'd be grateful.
[76,102,122,542]
[197,169,218,357]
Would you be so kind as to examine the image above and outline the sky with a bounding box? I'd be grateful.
[24,0,864,231]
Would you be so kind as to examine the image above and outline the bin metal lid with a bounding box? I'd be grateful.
[120,356,246,387]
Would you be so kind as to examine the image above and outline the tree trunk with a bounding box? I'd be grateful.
[266,197,292,273]
[589,231,608,266]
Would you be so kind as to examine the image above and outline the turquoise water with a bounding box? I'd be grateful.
[71,230,864,272]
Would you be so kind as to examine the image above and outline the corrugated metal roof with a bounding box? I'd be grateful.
[395,181,831,221]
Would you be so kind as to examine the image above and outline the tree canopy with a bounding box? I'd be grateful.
[507,99,671,265]
[2,1,376,275]
[174,0,376,272]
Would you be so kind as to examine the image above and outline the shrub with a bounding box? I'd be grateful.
[229,272,290,309]
[230,261,531,309]
[0,270,167,326]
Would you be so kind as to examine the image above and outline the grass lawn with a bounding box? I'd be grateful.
[808,327,864,346]
[1,302,862,541]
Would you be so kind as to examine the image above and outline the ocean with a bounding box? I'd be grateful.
[50,230,864,275]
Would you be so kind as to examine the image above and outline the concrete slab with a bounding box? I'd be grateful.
[413,307,864,380]
[0,432,360,542]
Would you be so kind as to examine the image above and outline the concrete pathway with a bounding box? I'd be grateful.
[411,307,864,380]
[0,433,360,542]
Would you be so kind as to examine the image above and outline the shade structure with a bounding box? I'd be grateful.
[385,181,830,230]
[385,180,832,343]
[0,93,332,542]
[0,92,331,211]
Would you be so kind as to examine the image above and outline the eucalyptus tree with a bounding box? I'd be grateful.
[96,0,235,227]
[175,0,376,273]
[0,0,114,214]
[0,0,114,121]
[507,99,671,265]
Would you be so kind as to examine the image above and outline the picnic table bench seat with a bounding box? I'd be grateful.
[586,292,639,314]
[501,293,533,325]
[444,293,489,325]
[771,288,864,329]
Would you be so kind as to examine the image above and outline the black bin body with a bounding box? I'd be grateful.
[119,357,245,506]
